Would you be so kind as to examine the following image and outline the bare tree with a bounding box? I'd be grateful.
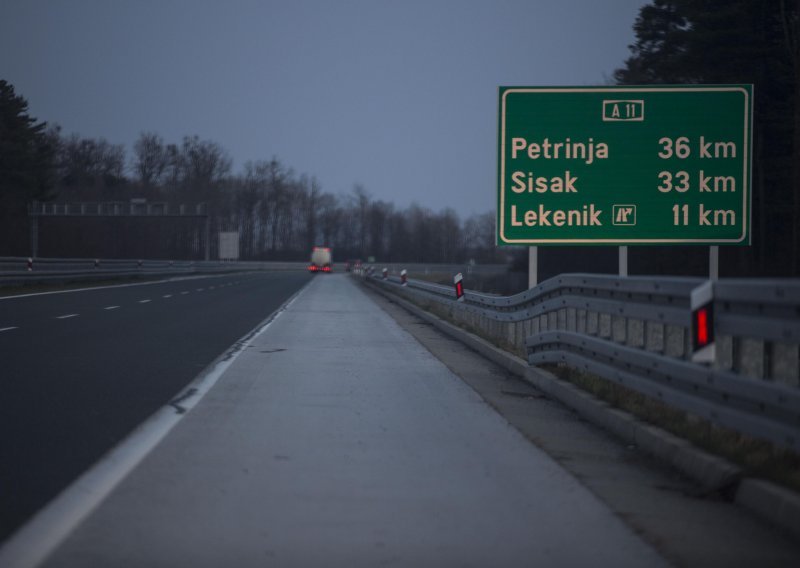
[132,132,167,188]
[59,135,126,198]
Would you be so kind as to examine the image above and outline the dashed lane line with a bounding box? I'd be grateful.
[0,274,236,300]
[104,306,120,311]
[163,294,173,299]
[55,314,79,320]
[0,326,18,332]
[139,300,152,304]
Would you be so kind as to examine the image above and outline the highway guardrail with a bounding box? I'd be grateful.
[364,270,800,452]
[0,257,307,287]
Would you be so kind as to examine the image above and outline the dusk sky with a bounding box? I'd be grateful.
[1,0,648,217]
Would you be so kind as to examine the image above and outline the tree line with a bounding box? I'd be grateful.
[611,0,800,277]
[4,0,800,276]
[0,80,499,263]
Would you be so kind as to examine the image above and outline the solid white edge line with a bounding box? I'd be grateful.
[0,281,312,568]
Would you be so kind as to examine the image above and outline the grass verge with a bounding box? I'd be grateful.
[546,364,800,493]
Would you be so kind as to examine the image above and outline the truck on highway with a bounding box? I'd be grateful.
[308,246,333,273]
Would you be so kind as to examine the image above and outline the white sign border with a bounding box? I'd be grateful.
[498,86,752,245]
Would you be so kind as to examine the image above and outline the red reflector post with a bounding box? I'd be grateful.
[696,308,709,346]
[690,281,715,363]
[454,273,464,301]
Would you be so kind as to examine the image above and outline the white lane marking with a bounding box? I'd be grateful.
[180,291,189,295]
[0,273,245,301]
[104,306,120,311]
[55,314,79,320]
[209,286,215,290]
[196,288,204,292]
[0,326,18,332]
[0,282,312,568]
[138,299,151,304]
[162,294,172,299]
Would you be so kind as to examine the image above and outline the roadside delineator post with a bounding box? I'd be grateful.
[690,280,715,364]
[400,269,408,286]
[382,268,388,280]
[94,259,99,269]
[454,272,464,302]
[138,259,143,269]
[27,257,33,271]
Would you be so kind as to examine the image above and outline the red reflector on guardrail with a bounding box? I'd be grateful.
[690,281,715,364]
[454,273,464,301]
[695,307,710,347]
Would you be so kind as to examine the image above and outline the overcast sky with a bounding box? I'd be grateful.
[1,0,647,217]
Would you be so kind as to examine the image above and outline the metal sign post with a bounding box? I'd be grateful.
[528,246,537,288]
[619,246,628,277]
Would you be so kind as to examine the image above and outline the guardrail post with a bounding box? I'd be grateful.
[94,259,99,269]
[26,257,33,271]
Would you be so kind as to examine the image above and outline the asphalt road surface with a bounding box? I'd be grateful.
[35,275,666,567]
[0,270,312,543]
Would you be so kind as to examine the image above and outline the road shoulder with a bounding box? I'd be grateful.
[361,280,800,567]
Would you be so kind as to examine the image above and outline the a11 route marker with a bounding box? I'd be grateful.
[497,86,752,246]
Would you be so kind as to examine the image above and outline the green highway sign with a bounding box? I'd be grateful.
[497,86,753,245]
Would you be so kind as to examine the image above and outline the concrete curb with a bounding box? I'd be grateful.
[362,278,800,541]
[737,479,800,540]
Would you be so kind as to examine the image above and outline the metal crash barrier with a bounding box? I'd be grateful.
[365,269,800,451]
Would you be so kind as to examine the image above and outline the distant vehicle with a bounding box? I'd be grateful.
[308,246,333,273]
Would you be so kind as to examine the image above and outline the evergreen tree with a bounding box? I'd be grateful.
[615,0,800,276]
[0,80,57,215]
